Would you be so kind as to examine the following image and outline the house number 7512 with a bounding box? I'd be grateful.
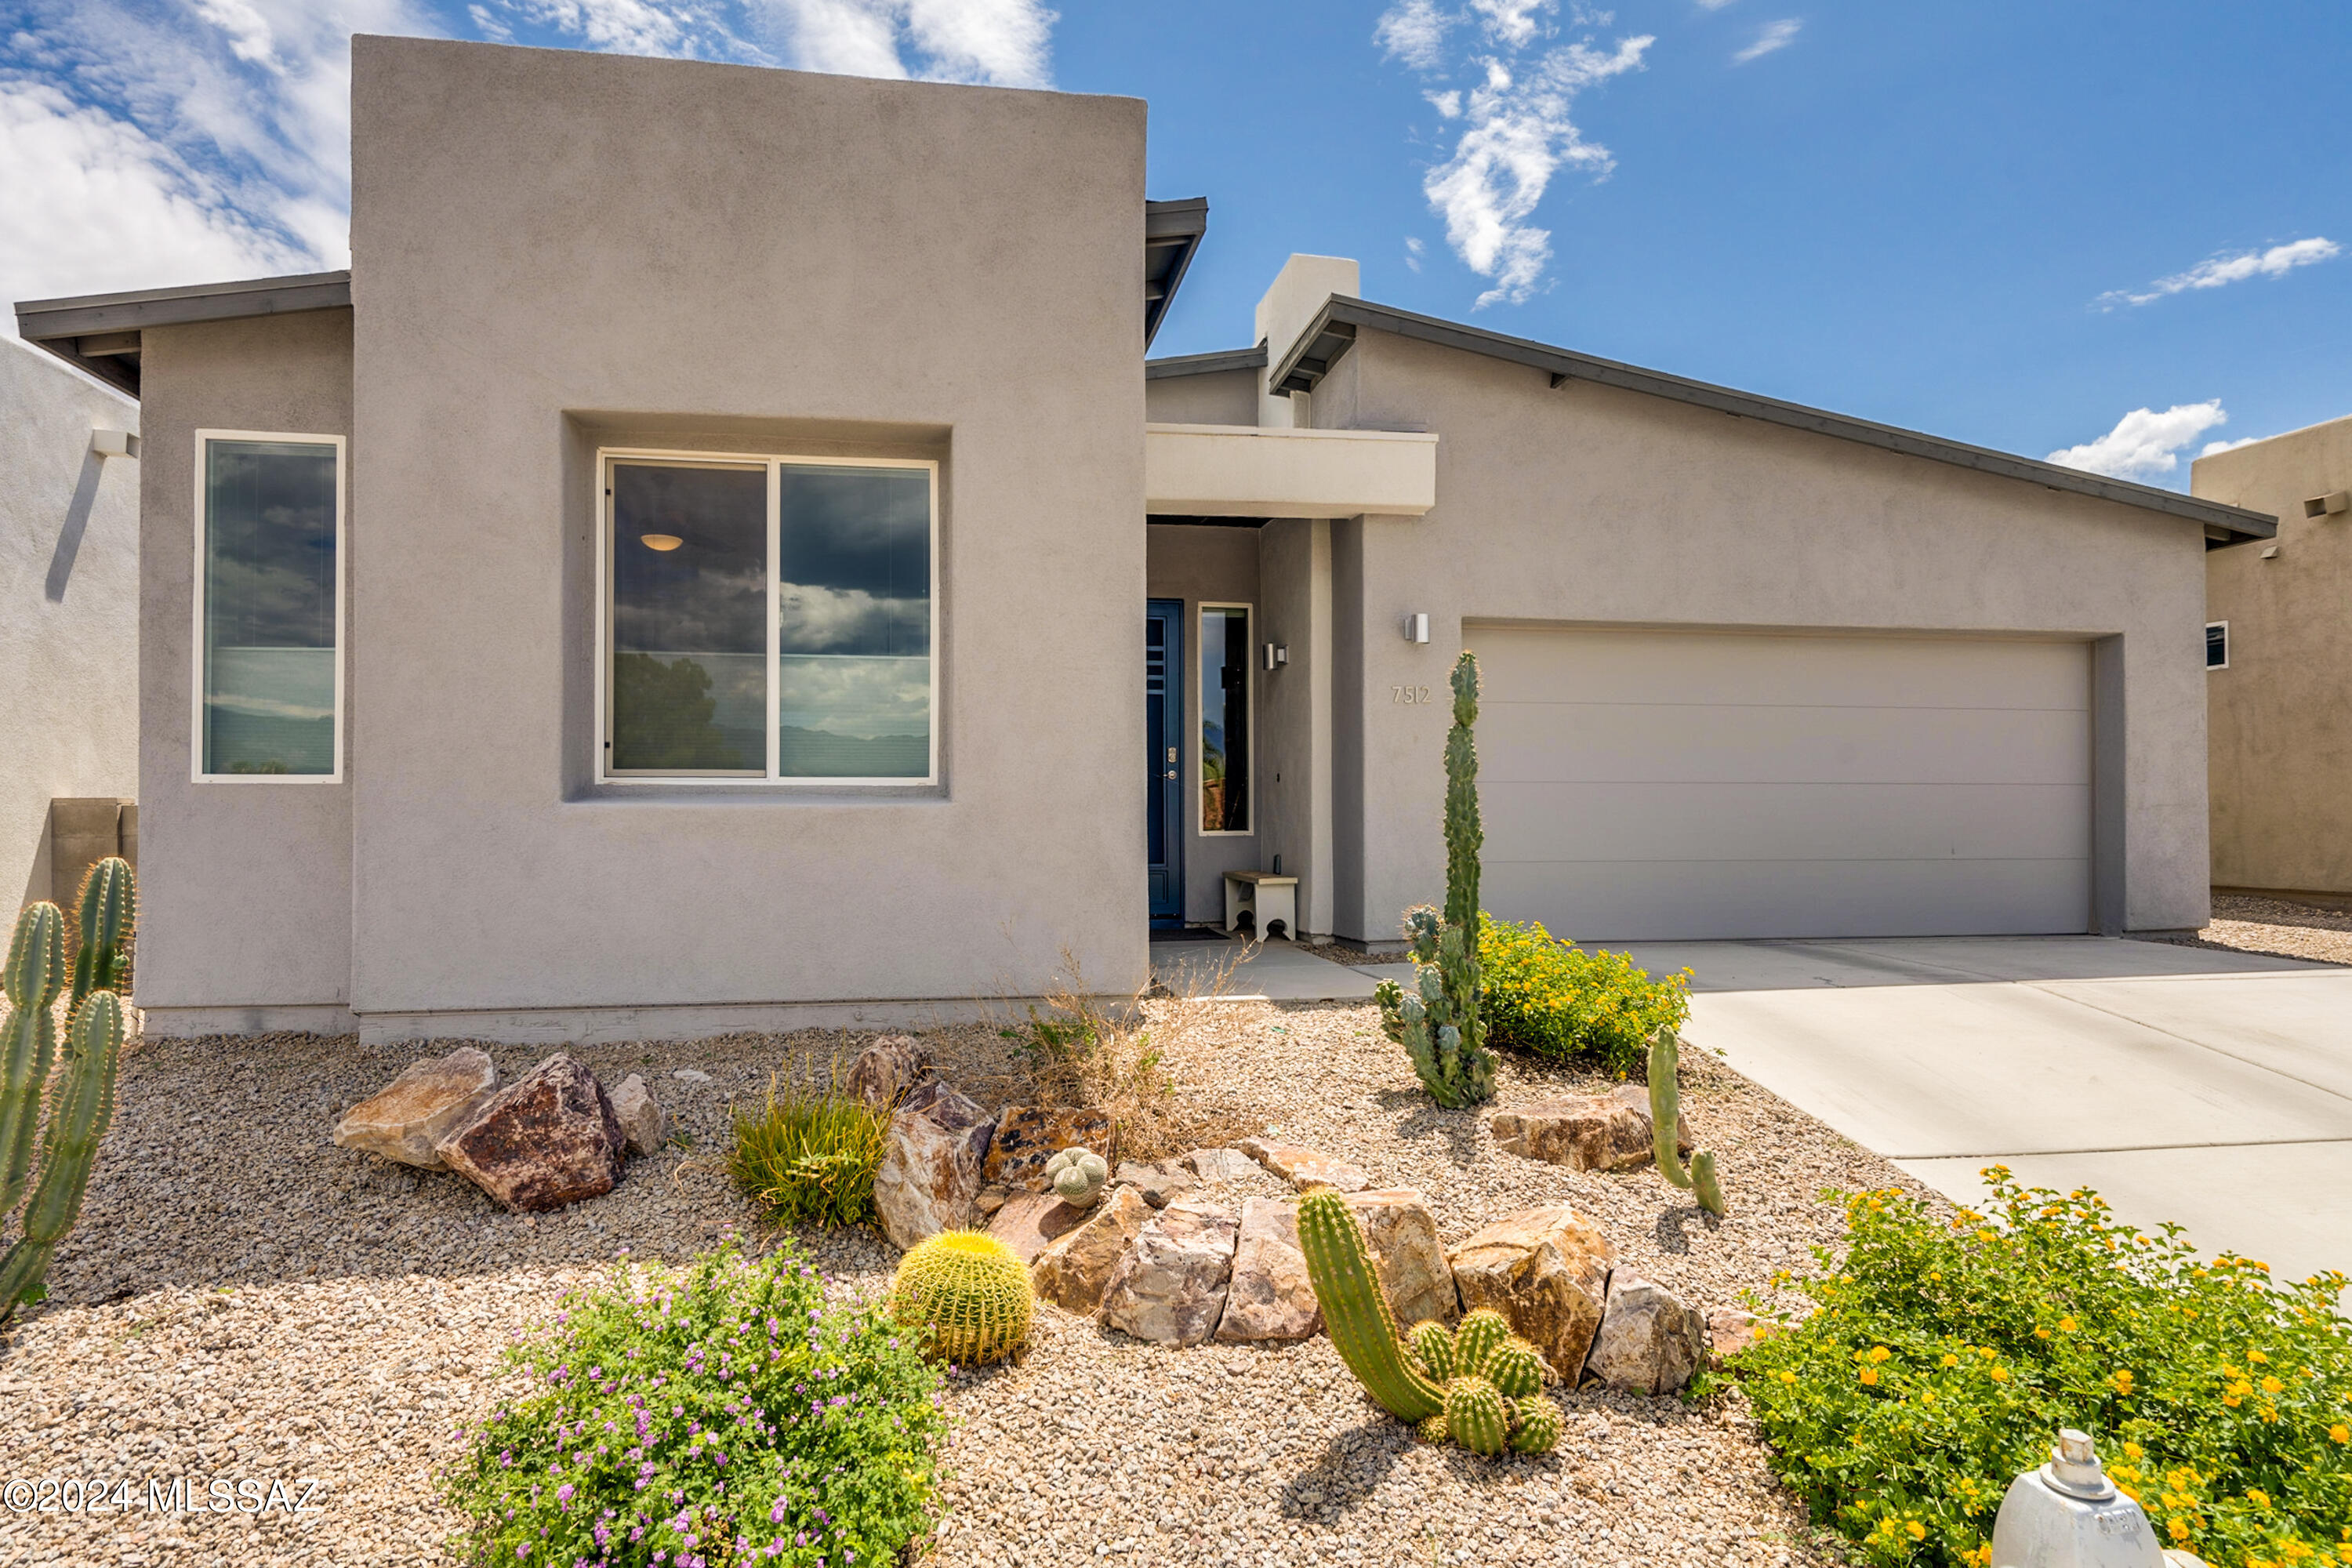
[1392,685,1432,704]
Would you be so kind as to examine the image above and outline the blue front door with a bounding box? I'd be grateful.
[1146,599,1185,926]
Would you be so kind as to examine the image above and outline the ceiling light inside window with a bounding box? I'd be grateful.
[640,533,683,551]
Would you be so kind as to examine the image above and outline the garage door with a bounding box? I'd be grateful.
[1468,627,2091,940]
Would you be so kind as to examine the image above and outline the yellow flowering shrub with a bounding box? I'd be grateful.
[1733,1171,2352,1567]
[1475,914,1690,1077]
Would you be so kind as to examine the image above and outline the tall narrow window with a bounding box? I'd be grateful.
[1200,604,1250,833]
[2205,621,2229,670]
[197,434,342,779]
[599,451,937,784]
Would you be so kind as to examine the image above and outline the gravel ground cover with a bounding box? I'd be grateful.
[2153,891,2352,967]
[0,1004,1922,1568]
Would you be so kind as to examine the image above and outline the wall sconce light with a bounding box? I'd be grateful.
[90,430,140,459]
[2260,545,2281,560]
[639,533,684,552]
[1263,642,1288,670]
[1403,612,1430,644]
[2305,492,2350,519]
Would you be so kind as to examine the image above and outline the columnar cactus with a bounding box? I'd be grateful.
[69,857,136,1021]
[1044,1146,1108,1207]
[1374,651,1498,1109]
[2,903,67,1235]
[1649,1029,1726,1216]
[888,1230,1034,1367]
[0,990,125,1315]
[1299,1193,1560,1457]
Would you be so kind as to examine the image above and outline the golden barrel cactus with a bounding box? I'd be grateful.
[888,1230,1033,1367]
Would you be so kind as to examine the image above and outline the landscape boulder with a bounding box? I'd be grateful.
[1446,1204,1616,1379]
[1488,1096,1661,1173]
[1100,1197,1240,1346]
[333,1047,498,1170]
[983,1106,1116,1192]
[435,1053,625,1212]
[1344,1189,1457,1327]
[846,1034,932,1113]
[1606,1083,1696,1156]
[1112,1159,1198,1208]
[608,1073,666,1157]
[1215,1198,1321,1342]
[1584,1272,1708,1395]
[1236,1137,1371,1193]
[985,1191,1090,1265]
[1031,1186,1152,1315]
[873,1080,996,1250]
[1181,1147,1261,1185]
[1704,1307,1770,1368]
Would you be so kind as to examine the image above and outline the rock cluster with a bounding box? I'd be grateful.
[1486,1087,1691,1174]
[332,1047,665,1213]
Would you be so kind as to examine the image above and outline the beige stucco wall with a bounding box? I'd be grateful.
[339,38,1147,1027]
[1145,367,1257,427]
[1145,522,1262,921]
[136,311,356,1025]
[1,339,139,917]
[1311,329,2215,942]
[2194,416,2352,895]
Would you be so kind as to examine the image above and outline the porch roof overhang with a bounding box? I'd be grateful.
[1144,422,1438,518]
[1268,296,2279,547]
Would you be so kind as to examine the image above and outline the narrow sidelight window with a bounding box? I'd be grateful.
[598,450,938,784]
[195,433,343,780]
[2205,621,2229,670]
[1200,603,1250,833]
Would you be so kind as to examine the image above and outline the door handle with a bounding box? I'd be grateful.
[1164,770,1177,779]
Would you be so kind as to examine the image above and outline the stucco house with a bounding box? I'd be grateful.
[1,336,140,916]
[13,37,2274,1044]
[2194,414,2352,902]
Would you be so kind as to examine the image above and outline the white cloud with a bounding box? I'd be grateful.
[2096,237,2340,310]
[1733,18,1799,62]
[2045,401,2228,483]
[1374,0,1651,307]
[752,0,1054,86]
[1695,0,1737,9]
[1405,235,1426,272]
[2199,435,2261,458]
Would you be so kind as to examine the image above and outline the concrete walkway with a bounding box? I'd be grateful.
[1620,935,2352,1290]
[1148,936,1406,1002]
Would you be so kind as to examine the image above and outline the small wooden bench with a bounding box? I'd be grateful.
[1222,869,1298,941]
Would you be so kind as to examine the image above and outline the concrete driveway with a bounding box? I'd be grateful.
[1619,936,2352,1290]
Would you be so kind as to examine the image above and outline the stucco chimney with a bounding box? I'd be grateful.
[1254,254,1359,429]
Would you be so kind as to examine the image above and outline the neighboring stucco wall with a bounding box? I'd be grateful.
[136,311,356,1025]
[1145,522,1261,922]
[2194,416,2352,895]
[0,339,139,916]
[1145,367,1257,427]
[1316,329,2213,941]
[345,38,1147,1022]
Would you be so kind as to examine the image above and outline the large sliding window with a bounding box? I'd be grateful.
[1200,603,1250,833]
[599,450,937,785]
[194,431,344,782]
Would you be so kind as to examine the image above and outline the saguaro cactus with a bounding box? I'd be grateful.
[0,990,125,1314]
[1374,651,1498,1108]
[1649,1029,1726,1216]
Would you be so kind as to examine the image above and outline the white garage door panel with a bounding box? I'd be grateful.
[1483,857,2092,942]
[1482,704,2089,786]
[1484,781,2092,864]
[1466,627,2091,940]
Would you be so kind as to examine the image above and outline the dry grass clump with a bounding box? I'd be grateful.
[1003,952,1258,1164]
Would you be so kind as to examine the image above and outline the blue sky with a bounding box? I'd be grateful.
[4,0,2344,488]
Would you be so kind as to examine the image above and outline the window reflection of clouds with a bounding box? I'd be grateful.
[611,466,766,655]
[779,466,929,657]
[204,440,337,775]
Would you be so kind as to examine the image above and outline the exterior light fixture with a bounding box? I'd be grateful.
[639,533,683,551]
[2260,545,2280,560]
[1263,642,1288,670]
[89,430,140,459]
[2305,492,2350,519]
[1403,612,1430,644]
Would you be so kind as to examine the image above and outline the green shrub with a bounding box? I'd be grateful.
[444,1241,946,1567]
[728,1062,890,1229]
[1734,1171,2352,1568]
[1476,915,1690,1078]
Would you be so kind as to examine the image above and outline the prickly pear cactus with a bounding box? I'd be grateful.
[888,1230,1033,1367]
[1375,652,1498,1109]
[1044,1146,1109,1207]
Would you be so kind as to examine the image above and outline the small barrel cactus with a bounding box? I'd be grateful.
[1452,1308,1511,1378]
[1044,1146,1108,1207]
[1444,1377,1511,1457]
[1409,1319,1455,1381]
[1509,1396,1564,1454]
[1388,1305,1559,1456]
[889,1230,1033,1367]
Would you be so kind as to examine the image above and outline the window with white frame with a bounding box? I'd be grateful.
[599,450,937,783]
[2206,621,2229,670]
[1200,602,1251,833]
[194,431,345,781]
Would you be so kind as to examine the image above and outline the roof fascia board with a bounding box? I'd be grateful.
[1270,296,2277,543]
[1142,198,1209,349]
[16,270,352,339]
[1145,345,1269,379]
